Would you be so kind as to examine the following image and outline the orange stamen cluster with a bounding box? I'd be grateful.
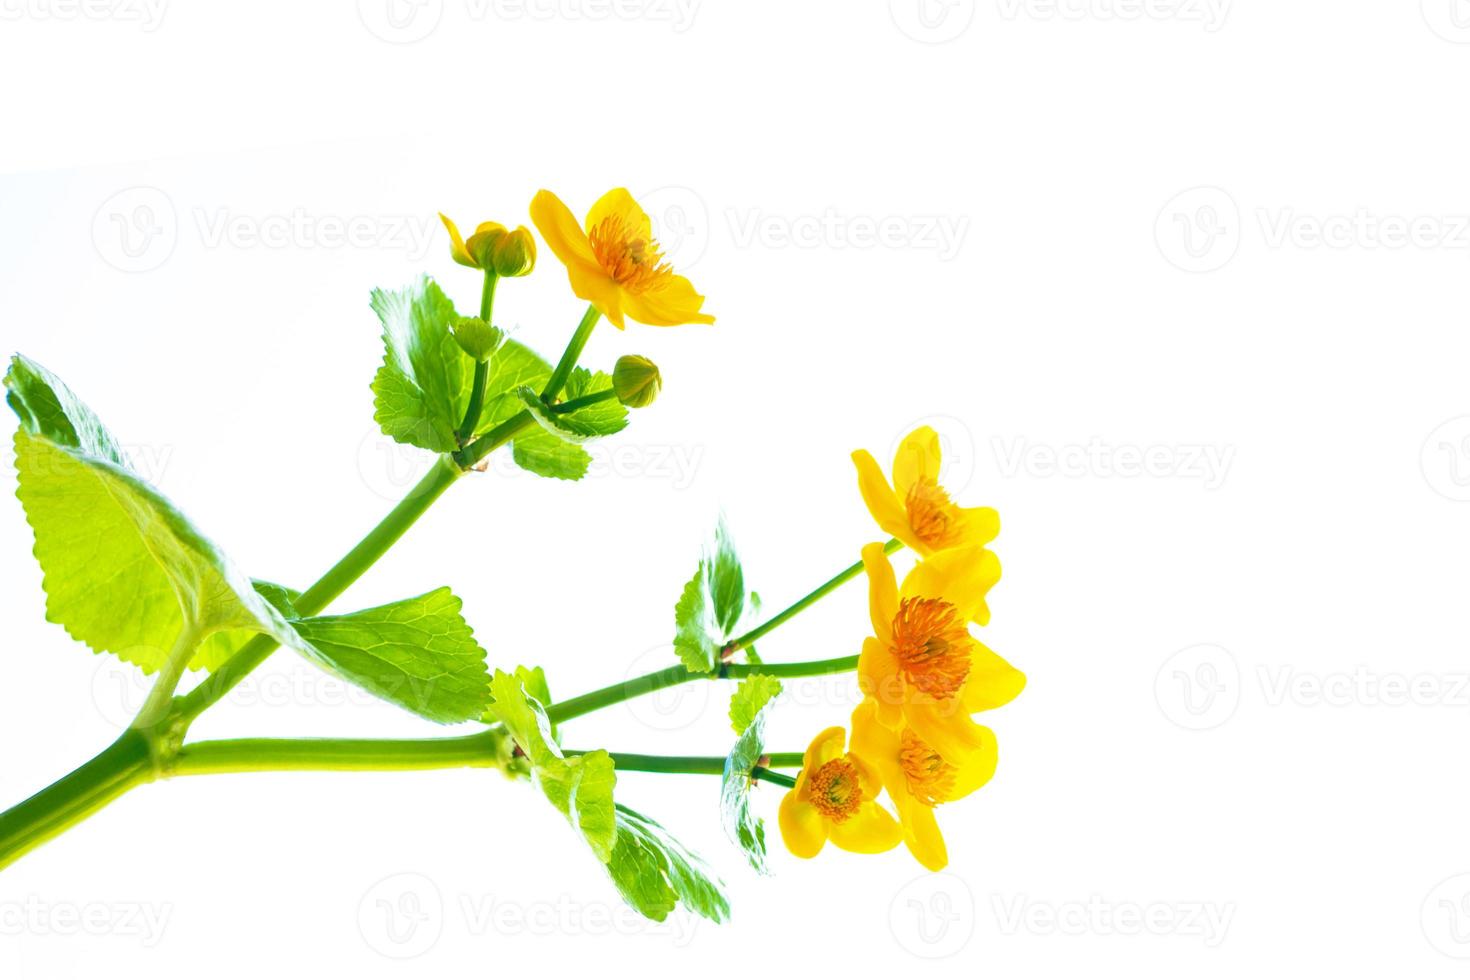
[899,729,958,807]
[807,758,864,823]
[890,596,972,700]
[589,215,672,293]
[905,477,962,550]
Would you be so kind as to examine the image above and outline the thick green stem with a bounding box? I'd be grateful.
[456,271,500,443]
[171,733,507,776]
[545,655,860,725]
[577,752,796,788]
[175,454,464,725]
[541,305,600,401]
[0,731,155,871]
[723,537,903,655]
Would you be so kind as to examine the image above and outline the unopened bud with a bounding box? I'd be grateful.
[613,355,661,408]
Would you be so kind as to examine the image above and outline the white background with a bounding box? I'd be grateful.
[2,0,1470,975]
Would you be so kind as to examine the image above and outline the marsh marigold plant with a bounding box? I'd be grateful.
[0,187,1025,929]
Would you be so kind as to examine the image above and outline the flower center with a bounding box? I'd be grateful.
[889,596,972,700]
[589,215,673,294]
[899,729,958,807]
[807,758,864,823]
[905,477,962,550]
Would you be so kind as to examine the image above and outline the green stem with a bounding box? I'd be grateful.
[541,305,600,401]
[175,454,464,725]
[578,752,796,788]
[723,537,903,654]
[131,619,202,731]
[0,731,155,871]
[763,752,805,769]
[456,272,499,442]
[455,408,534,469]
[171,733,507,776]
[544,655,860,726]
[549,388,617,414]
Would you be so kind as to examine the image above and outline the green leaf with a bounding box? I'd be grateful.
[194,580,301,672]
[721,681,780,874]
[517,369,629,444]
[289,588,492,724]
[673,566,722,674]
[673,518,753,674]
[728,674,782,736]
[487,670,617,861]
[370,276,476,453]
[7,356,304,672]
[511,427,592,480]
[605,805,730,923]
[477,339,594,480]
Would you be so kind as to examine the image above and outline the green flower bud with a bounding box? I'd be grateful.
[487,226,537,278]
[613,355,662,409]
[451,316,503,363]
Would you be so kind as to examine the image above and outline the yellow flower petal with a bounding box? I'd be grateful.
[584,186,651,240]
[962,641,1027,713]
[906,700,992,768]
[946,726,999,800]
[955,505,1000,549]
[778,792,828,859]
[901,546,1000,626]
[620,274,715,327]
[803,726,848,774]
[862,542,898,642]
[898,800,949,871]
[858,637,904,727]
[563,260,628,328]
[828,801,903,854]
[439,212,476,268]
[530,189,609,294]
[892,426,942,500]
[853,450,920,550]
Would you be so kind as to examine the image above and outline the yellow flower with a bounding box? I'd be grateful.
[858,542,1023,766]
[529,188,714,330]
[439,214,537,277]
[778,725,902,859]
[849,700,997,871]
[853,426,998,557]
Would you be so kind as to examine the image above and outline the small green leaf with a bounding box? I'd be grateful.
[729,674,782,735]
[605,804,730,923]
[673,565,722,674]
[511,427,592,480]
[289,587,492,724]
[722,680,781,873]
[487,670,617,861]
[476,339,595,480]
[673,518,755,674]
[370,277,476,453]
[7,356,304,672]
